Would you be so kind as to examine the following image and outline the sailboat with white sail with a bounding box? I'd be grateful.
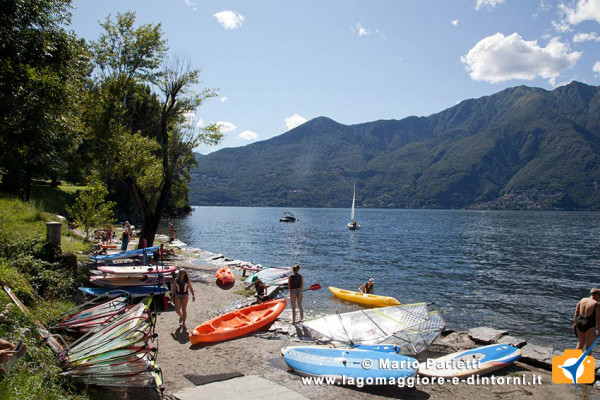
[347,183,361,230]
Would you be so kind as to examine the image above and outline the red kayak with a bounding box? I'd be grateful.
[216,267,235,284]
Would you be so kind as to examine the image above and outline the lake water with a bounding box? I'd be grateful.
[173,206,600,350]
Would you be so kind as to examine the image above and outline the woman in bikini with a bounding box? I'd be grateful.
[574,287,600,350]
[173,268,195,330]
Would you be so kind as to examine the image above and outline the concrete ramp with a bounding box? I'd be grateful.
[174,375,308,400]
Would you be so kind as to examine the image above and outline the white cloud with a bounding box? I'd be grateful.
[552,20,573,32]
[195,118,204,128]
[352,23,371,36]
[475,0,506,10]
[559,0,600,25]
[284,114,308,130]
[573,32,600,42]
[220,96,228,103]
[184,0,197,11]
[461,33,581,84]
[238,130,258,140]
[451,19,459,26]
[214,11,245,30]
[594,61,600,77]
[216,121,237,132]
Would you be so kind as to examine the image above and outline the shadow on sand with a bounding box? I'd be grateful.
[171,325,190,344]
[215,279,235,290]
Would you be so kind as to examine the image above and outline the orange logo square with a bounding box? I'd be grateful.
[552,349,595,384]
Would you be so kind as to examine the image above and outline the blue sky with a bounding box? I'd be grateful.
[70,0,600,154]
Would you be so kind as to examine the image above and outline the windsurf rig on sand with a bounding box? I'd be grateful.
[301,302,445,355]
[3,286,165,395]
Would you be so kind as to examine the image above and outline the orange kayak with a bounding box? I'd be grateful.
[216,266,235,284]
[189,298,287,344]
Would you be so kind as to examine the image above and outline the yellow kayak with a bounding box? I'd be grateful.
[328,286,401,307]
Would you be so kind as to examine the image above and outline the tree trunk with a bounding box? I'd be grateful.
[128,176,174,249]
[139,211,160,248]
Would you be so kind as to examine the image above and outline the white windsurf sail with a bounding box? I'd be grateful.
[302,302,445,355]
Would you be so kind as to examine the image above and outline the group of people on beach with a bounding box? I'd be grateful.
[168,247,599,348]
[171,263,306,329]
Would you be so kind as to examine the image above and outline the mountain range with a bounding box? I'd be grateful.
[189,81,600,210]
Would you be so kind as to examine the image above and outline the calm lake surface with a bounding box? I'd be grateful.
[174,207,600,350]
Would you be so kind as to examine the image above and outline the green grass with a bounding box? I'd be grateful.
[0,291,89,400]
[30,182,87,215]
[0,197,92,255]
[0,193,95,399]
[234,287,255,297]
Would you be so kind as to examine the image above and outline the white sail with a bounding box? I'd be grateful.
[350,183,356,220]
[302,303,445,355]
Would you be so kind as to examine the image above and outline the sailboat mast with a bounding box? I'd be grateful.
[351,183,356,220]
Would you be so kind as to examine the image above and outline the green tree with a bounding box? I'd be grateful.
[87,13,222,246]
[66,182,115,241]
[0,0,90,199]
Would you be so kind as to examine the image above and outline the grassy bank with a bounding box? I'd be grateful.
[0,195,91,256]
[30,182,88,216]
[0,196,93,400]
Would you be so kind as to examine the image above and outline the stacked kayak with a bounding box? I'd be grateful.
[245,266,292,284]
[190,298,287,344]
[216,266,235,284]
[329,286,401,307]
[89,274,171,288]
[90,246,158,262]
[79,286,168,298]
[282,346,417,382]
[98,264,178,275]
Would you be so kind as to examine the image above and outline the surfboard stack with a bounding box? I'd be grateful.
[81,247,175,298]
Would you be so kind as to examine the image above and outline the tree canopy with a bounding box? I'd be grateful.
[0,0,89,199]
[0,4,223,244]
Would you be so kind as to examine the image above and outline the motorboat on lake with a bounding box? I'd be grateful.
[279,212,297,222]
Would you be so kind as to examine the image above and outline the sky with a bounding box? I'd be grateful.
[70,0,600,154]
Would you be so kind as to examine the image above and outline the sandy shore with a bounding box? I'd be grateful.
[151,258,594,400]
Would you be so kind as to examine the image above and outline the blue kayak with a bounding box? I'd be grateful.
[89,246,159,262]
[418,344,522,378]
[79,285,167,298]
[282,346,417,382]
